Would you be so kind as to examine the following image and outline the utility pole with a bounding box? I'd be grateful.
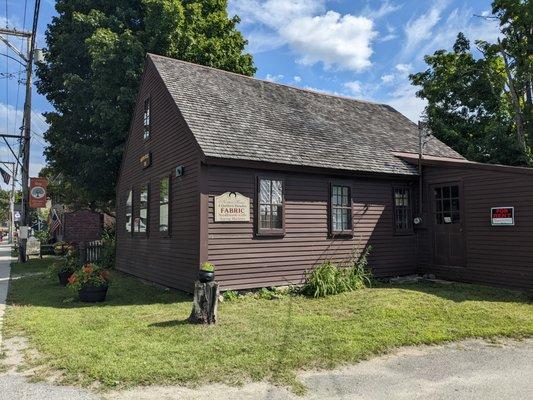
[0,161,16,243]
[0,28,32,261]
[0,0,42,261]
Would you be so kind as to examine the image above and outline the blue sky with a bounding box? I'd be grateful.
[0,0,500,185]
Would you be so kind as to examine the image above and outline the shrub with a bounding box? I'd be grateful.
[200,262,215,272]
[98,227,116,269]
[47,247,79,279]
[223,290,240,301]
[53,242,75,256]
[67,263,110,291]
[302,245,373,298]
[257,287,277,300]
[34,230,50,244]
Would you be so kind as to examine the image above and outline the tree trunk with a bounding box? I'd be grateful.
[188,281,219,324]
[499,39,526,150]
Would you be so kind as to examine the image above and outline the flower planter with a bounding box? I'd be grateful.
[57,270,73,286]
[78,284,108,303]
[198,270,214,283]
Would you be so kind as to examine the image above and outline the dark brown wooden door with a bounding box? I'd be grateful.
[431,183,466,267]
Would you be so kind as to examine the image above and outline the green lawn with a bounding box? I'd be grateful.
[10,256,57,277]
[3,258,532,392]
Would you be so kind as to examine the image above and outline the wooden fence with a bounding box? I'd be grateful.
[78,240,103,264]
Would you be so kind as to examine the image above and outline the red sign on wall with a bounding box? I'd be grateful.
[29,177,48,208]
[491,207,514,226]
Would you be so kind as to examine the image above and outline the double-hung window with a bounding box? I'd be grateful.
[135,184,149,234]
[143,98,151,140]
[159,177,170,233]
[393,186,413,234]
[257,178,284,235]
[330,184,352,235]
[125,190,132,233]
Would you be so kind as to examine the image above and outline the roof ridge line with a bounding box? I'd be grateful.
[147,53,390,108]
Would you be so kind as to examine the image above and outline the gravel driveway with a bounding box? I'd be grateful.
[1,338,531,400]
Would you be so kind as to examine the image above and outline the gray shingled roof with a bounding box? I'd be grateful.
[149,54,464,176]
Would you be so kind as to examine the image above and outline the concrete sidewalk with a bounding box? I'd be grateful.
[0,243,12,345]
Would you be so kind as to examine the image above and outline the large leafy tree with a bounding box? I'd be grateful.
[410,0,531,166]
[37,0,255,210]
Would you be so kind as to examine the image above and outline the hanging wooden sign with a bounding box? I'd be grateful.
[29,177,48,208]
[214,192,250,222]
[140,152,152,169]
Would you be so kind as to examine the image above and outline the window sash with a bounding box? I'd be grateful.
[136,184,149,233]
[393,187,412,233]
[434,185,460,225]
[125,190,132,233]
[258,178,283,232]
[159,177,170,233]
[143,98,150,140]
[331,184,352,233]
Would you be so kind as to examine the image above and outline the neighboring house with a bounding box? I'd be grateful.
[52,206,113,243]
[115,54,532,292]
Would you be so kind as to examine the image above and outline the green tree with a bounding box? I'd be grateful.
[37,0,255,211]
[410,0,531,166]
[487,0,532,150]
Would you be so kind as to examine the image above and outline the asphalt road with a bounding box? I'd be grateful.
[1,339,529,400]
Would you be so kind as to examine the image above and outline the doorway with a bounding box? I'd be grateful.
[430,182,466,267]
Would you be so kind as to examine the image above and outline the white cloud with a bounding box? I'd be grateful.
[231,0,325,27]
[362,1,402,20]
[379,33,397,42]
[0,103,48,136]
[395,63,412,74]
[293,76,302,83]
[281,11,377,71]
[403,1,449,56]
[401,2,500,60]
[414,6,500,59]
[381,74,394,84]
[379,64,423,122]
[230,1,377,72]
[343,81,362,95]
[386,92,426,123]
[264,73,284,82]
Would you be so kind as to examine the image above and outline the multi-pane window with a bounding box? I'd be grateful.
[135,184,149,233]
[143,98,151,140]
[434,185,460,224]
[125,190,132,232]
[258,178,283,233]
[159,177,170,233]
[331,185,352,233]
[393,187,412,233]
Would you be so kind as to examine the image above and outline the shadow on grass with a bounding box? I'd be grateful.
[7,269,192,309]
[376,280,530,304]
[149,319,190,328]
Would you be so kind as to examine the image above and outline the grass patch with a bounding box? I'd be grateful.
[3,258,532,391]
[10,256,57,277]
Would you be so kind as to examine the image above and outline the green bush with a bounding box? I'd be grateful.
[200,262,215,272]
[47,248,79,279]
[302,245,373,298]
[94,226,116,269]
[222,290,240,301]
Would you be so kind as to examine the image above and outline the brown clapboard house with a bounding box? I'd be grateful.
[115,53,533,292]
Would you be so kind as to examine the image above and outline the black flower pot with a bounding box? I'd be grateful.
[78,284,108,303]
[58,270,73,286]
[198,270,214,283]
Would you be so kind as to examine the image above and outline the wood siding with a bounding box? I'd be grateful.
[419,165,533,290]
[115,59,202,292]
[206,165,418,290]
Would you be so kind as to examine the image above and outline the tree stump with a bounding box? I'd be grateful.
[188,281,220,324]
